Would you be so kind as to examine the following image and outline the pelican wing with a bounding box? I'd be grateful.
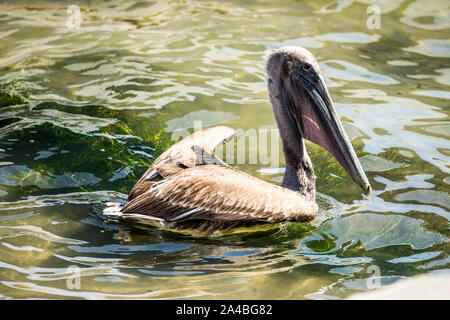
[119,125,317,227]
[121,164,317,224]
[128,126,235,200]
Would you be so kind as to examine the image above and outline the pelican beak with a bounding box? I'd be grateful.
[282,69,372,195]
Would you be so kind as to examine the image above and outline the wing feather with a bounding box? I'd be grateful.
[114,126,317,228]
[121,165,317,224]
[128,126,235,201]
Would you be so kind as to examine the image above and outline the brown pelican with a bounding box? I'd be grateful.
[104,46,371,232]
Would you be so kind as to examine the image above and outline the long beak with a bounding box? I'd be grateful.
[282,70,372,195]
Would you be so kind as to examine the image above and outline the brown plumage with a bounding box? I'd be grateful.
[104,46,371,233]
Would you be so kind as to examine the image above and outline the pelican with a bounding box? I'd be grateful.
[104,46,371,232]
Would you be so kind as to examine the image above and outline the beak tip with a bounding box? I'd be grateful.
[364,184,372,196]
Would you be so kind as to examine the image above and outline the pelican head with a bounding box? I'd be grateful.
[266,46,371,195]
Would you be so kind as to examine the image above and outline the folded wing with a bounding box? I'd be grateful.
[121,164,316,224]
[127,126,235,201]
[107,126,316,228]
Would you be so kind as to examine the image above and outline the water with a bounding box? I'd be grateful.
[0,0,448,299]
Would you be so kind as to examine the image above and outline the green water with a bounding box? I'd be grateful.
[0,0,449,299]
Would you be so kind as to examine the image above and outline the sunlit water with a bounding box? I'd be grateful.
[0,0,448,299]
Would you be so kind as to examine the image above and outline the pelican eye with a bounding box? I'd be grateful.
[303,63,312,72]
